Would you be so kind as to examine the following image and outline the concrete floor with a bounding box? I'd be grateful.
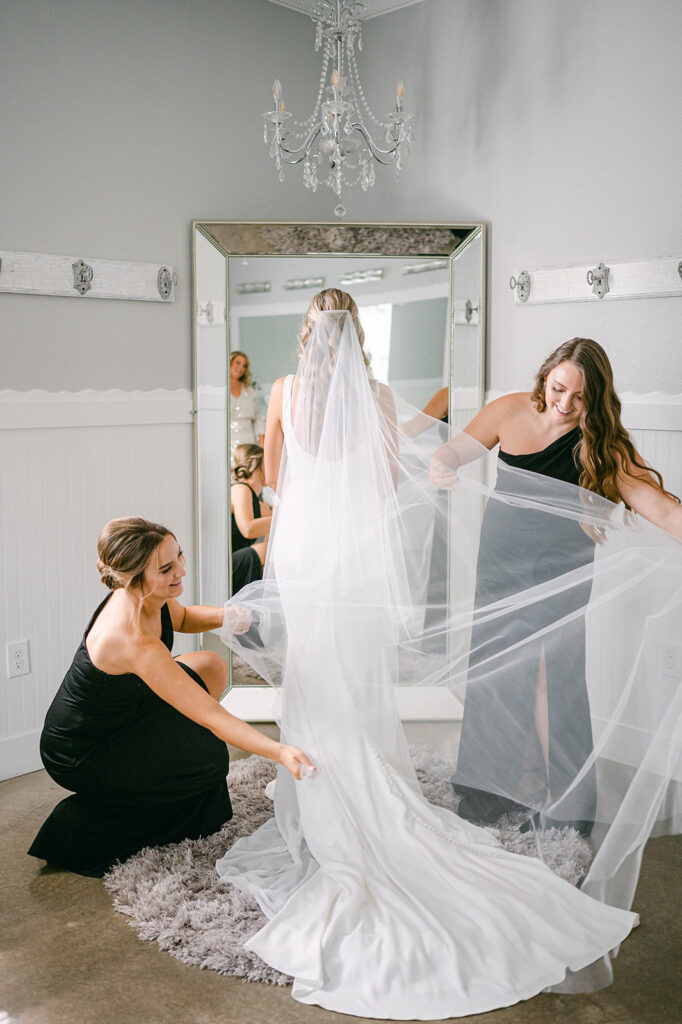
[2,724,681,1024]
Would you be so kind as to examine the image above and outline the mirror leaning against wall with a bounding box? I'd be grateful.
[192,221,487,698]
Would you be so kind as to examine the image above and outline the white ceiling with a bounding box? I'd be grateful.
[263,0,428,19]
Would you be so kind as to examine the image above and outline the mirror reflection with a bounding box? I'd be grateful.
[193,224,486,689]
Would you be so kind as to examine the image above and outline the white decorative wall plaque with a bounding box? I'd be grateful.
[510,256,682,305]
[0,250,177,302]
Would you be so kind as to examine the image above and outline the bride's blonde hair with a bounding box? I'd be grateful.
[298,288,370,368]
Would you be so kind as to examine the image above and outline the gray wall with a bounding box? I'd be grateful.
[353,0,682,394]
[389,298,447,380]
[0,0,326,391]
[2,0,680,394]
[238,314,301,384]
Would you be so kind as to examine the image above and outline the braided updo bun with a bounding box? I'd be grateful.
[232,443,264,482]
[97,517,173,592]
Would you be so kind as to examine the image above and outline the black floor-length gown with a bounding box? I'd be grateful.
[28,596,231,876]
[453,426,597,829]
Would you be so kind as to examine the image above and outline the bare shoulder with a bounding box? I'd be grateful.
[131,633,174,667]
[267,377,285,413]
[87,620,157,675]
[375,381,394,402]
[375,381,397,417]
[463,392,532,449]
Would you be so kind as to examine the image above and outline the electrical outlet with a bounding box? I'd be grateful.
[660,642,682,680]
[6,640,30,678]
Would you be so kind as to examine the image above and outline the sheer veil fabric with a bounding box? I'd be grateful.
[217,311,680,1019]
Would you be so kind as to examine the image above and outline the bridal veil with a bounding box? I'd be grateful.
[217,309,680,1018]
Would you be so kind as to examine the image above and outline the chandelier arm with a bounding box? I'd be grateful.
[350,122,401,164]
[276,123,327,164]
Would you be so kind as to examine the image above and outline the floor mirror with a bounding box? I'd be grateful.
[192,221,487,719]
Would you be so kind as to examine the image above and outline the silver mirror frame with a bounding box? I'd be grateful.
[191,220,487,691]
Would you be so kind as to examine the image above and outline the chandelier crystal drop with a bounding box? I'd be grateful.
[262,0,415,218]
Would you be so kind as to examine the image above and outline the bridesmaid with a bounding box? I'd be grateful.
[231,443,271,590]
[29,516,312,876]
[432,338,681,832]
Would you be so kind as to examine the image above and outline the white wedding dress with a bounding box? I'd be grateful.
[216,311,643,1020]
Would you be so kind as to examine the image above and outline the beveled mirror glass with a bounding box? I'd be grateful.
[192,221,487,703]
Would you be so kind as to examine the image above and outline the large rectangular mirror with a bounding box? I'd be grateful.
[192,221,487,703]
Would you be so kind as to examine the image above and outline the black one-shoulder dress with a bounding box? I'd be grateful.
[28,596,232,876]
[232,483,264,593]
[453,427,597,831]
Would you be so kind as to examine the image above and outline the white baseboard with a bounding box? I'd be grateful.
[0,729,42,781]
[222,685,463,723]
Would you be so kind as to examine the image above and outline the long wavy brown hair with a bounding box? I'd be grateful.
[298,288,370,368]
[230,350,253,388]
[531,339,679,508]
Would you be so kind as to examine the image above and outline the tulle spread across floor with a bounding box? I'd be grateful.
[105,749,600,986]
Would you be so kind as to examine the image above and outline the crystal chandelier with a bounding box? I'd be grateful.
[263,1,415,218]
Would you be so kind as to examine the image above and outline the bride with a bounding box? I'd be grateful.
[215,289,679,1019]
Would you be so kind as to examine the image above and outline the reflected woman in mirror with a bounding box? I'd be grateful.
[231,443,272,592]
[28,516,312,877]
[432,338,682,832]
[230,350,265,451]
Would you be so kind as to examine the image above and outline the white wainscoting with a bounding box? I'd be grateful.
[0,389,195,780]
[2,389,679,779]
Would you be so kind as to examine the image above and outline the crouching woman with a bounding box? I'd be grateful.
[28,516,311,876]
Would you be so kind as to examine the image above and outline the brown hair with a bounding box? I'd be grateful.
[298,288,370,368]
[531,339,679,508]
[230,350,253,388]
[232,443,264,482]
[97,517,173,593]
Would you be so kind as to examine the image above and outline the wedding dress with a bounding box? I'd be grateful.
[217,310,680,1019]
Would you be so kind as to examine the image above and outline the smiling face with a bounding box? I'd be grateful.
[544,360,584,426]
[143,533,186,600]
[230,354,247,381]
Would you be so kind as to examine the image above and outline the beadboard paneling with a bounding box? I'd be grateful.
[0,391,194,779]
[1,389,679,777]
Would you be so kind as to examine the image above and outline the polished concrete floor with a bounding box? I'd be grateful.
[2,724,681,1024]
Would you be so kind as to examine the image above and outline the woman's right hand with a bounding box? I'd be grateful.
[429,456,459,489]
[278,744,316,780]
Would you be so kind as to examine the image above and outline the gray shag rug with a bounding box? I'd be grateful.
[103,748,592,985]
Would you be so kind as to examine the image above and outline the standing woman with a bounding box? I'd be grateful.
[28,517,311,877]
[432,338,681,830]
[230,351,265,452]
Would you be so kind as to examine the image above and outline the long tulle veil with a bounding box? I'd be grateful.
[218,308,681,1015]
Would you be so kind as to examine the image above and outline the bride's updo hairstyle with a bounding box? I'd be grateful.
[298,288,370,368]
[232,443,264,482]
[97,516,173,592]
[531,338,679,508]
